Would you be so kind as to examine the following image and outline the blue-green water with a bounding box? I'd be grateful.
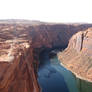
[38,52,78,92]
[76,78,92,92]
[50,57,79,92]
[51,56,92,92]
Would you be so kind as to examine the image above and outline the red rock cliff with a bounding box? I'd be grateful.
[58,28,92,82]
[0,20,92,92]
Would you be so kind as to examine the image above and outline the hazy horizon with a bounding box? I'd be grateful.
[0,0,92,23]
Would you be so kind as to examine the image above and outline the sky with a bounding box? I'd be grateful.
[0,0,92,23]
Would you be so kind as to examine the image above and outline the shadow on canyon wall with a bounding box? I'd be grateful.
[0,21,92,92]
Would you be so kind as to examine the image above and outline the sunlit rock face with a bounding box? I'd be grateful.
[0,20,92,92]
[58,28,92,82]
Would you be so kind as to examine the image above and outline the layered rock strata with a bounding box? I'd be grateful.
[0,20,92,92]
[58,28,92,82]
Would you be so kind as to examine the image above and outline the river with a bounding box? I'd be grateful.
[37,51,79,92]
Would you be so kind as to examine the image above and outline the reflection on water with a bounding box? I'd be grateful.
[50,57,79,92]
[38,51,92,92]
[76,78,92,92]
[38,52,69,92]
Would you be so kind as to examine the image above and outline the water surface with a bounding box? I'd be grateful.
[38,52,79,92]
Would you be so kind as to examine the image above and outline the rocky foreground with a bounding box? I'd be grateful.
[0,20,92,92]
[58,28,92,82]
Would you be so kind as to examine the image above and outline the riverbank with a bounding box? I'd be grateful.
[38,48,92,92]
[50,49,92,92]
[38,51,69,92]
[50,56,79,92]
[60,61,92,83]
[57,54,92,92]
[38,50,81,92]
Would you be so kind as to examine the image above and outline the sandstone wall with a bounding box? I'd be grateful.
[0,21,92,92]
[58,28,92,82]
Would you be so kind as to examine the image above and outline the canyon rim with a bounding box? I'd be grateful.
[0,20,92,92]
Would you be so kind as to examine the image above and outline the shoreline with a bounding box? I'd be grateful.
[59,61,92,83]
[50,56,79,92]
[50,49,92,83]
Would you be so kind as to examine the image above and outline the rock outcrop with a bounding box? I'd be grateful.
[0,20,92,92]
[58,28,92,82]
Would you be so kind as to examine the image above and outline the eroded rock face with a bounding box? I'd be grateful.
[58,28,92,82]
[0,20,92,92]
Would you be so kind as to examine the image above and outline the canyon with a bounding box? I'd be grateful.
[0,20,92,92]
[58,28,92,82]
